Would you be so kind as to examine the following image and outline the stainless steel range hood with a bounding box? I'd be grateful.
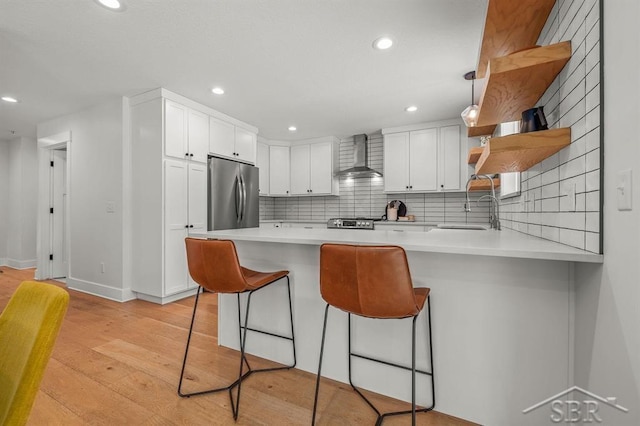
[336,134,383,178]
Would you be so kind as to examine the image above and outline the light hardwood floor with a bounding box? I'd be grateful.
[0,267,475,425]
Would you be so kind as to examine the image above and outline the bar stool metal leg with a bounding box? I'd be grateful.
[312,295,434,425]
[178,276,296,421]
[311,304,330,425]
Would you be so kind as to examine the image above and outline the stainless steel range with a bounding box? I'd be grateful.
[327,218,377,230]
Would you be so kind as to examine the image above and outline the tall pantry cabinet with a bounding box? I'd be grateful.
[129,89,257,304]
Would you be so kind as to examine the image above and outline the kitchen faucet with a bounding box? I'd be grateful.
[464,174,501,230]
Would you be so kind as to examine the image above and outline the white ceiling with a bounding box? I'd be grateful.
[0,0,488,142]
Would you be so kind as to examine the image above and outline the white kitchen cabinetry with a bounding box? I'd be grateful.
[209,116,257,164]
[290,140,339,196]
[129,89,258,303]
[256,141,270,196]
[163,160,207,294]
[269,145,291,196]
[164,100,209,163]
[383,120,465,193]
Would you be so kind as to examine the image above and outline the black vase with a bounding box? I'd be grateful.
[520,106,548,133]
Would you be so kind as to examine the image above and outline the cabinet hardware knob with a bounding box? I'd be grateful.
[190,153,194,157]
[189,225,194,228]
[410,185,413,189]
[184,225,189,228]
[185,153,189,157]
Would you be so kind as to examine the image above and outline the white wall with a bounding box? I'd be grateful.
[573,1,640,425]
[0,142,8,263]
[37,98,130,300]
[0,137,38,268]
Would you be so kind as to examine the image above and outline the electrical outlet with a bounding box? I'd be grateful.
[617,169,632,211]
[101,262,105,273]
[106,202,115,213]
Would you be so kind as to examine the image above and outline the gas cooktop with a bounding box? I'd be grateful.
[326,217,379,230]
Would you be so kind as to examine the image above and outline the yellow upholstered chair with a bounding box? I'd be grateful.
[0,281,70,426]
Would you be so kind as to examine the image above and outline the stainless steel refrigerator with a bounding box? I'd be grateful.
[208,156,259,230]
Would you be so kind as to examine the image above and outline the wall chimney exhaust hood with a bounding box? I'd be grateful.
[336,134,383,178]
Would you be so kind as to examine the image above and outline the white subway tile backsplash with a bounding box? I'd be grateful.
[586,84,599,114]
[541,225,561,242]
[560,228,586,250]
[586,148,600,172]
[586,212,599,232]
[585,231,599,253]
[560,156,586,180]
[585,170,600,192]
[585,190,599,211]
[585,127,600,151]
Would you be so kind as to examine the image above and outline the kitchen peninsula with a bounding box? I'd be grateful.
[196,227,601,425]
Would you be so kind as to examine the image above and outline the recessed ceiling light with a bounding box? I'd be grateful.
[288,126,297,132]
[373,36,393,50]
[95,0,125,11]
[1,96,18,103]
[405,106,418,112]
[211,87,225,95]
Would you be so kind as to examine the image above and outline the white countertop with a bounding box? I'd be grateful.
[195,227,603,263]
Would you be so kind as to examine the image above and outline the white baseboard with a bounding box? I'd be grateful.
[135,288,197,305]
[0,258,37,269]
[66,277,137,302]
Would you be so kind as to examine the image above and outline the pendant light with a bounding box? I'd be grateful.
[461,71,479,127]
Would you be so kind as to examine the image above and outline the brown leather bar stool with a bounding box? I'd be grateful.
[178,237,296,421]
[312,243,434,426]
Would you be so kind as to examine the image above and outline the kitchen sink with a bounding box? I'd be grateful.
[437,224,487,230]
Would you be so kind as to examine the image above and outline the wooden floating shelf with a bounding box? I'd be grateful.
[468,124,497,138]
[476,0,556,79]
[475,128,571,175]
[467,147,484,164]
[476,41,572,127]
[468,178,500,191]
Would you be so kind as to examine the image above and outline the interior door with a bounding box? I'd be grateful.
[51,149,67,279]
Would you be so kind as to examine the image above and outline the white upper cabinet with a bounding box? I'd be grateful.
[290,144,310,195]
[409,128,438,191]
[257,142,270,196]
[209,116,236,159]
[383,121,464,193]
[164,100,188,160]
[290,140,338,196]
[235,127,257,164]
[383,132,410,192]
[209,116,257,164]
[269,145,291,196]
[164,100,208,163]
[187,109,209,163]
[439,125,462,191]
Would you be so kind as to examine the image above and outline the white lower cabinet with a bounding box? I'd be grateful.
[163,160,207,295]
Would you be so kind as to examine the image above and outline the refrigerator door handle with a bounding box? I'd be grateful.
[238,173,245,223]
[243,173,248,221]
[234,174,241,223]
